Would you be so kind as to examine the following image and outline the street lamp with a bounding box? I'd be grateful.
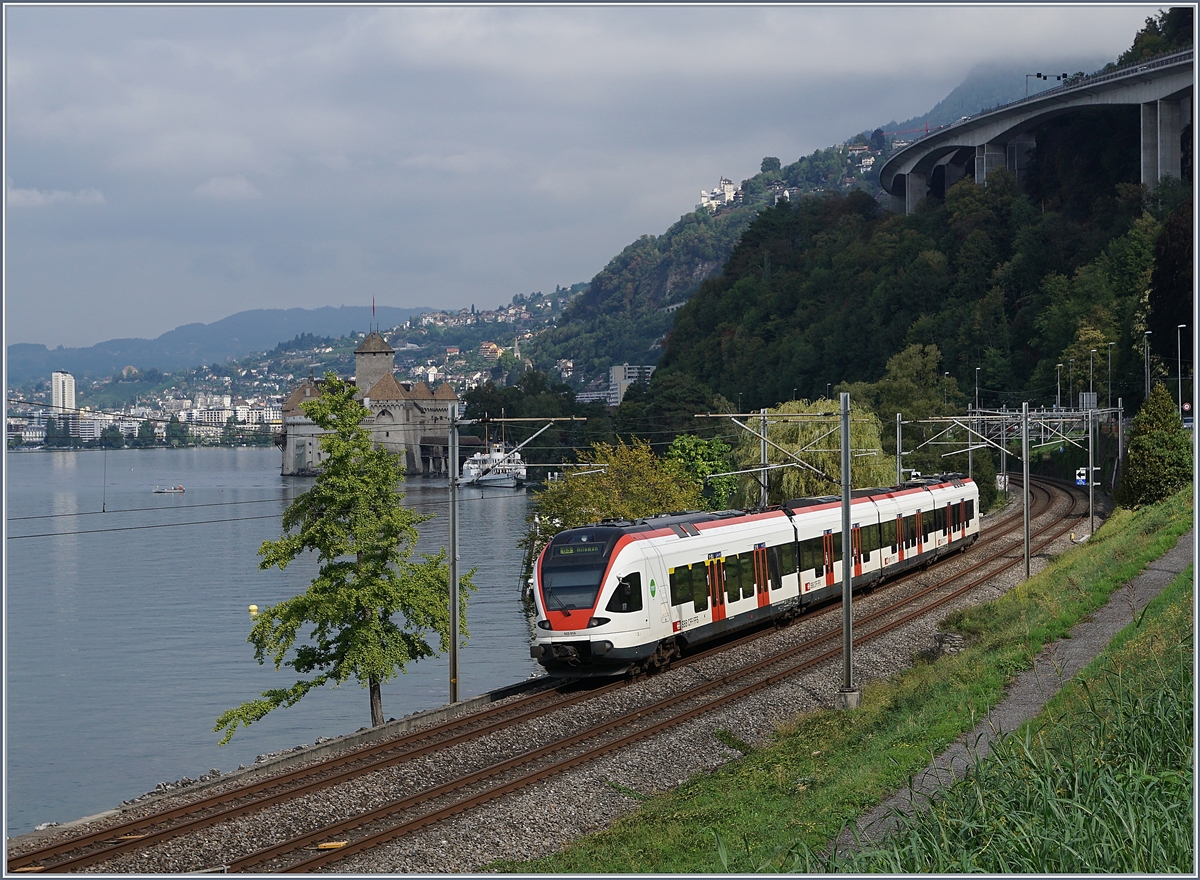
[1178,324,1186,417]
[1056,363,1063,409]
[1145,331,1152,399]
[1107,342,1114,411]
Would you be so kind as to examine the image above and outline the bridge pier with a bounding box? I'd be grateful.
[1142,97,1189,190]
[904,171,927,214]
[974,143,1005,186]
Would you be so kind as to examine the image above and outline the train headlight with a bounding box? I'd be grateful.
[586,617,610,628]
[536,619,552,630]
[592,640,614,655]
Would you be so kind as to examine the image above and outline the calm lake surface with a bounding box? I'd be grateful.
[5,447,538,837]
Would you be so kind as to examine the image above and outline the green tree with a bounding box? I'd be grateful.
[135,419,158,448]
[666,435,738,510]
[728,399,894,505]
[1116,383,1193,507]
[100,425,125,449]
[221,415,240,446]
[520,440,705,577]
[165,415,189,447]
[215,374,474,742]
[761,156,782,174]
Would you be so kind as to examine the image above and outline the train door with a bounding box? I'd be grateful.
[822,531,836,587]
[895,515,905,562]
[753,544,770,608]
[915,511,923,555]
[706,557,727,623]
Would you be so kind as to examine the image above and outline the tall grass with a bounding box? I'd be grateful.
[759,568,1194,874]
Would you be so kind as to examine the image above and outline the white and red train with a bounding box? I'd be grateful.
[530,474,979,676]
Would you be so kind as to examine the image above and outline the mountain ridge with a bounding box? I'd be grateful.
[7,305,429,385]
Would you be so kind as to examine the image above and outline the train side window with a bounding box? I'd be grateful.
[725,555,742,603]
[669,566,692,607]
[767,546,782,590]
[966,499,975,524]
[693,564,709,612]
[606,572,643,613]
[801,537,823,577]
[903,514,917,549]
[942,505,949,536]
[922,512,935,542]
[832,532,842,564]
[891,517,900,553]
[782,542,801,576]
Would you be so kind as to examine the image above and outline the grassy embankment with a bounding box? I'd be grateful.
[490,488,1193,873]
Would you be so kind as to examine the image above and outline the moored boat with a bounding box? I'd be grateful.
[152,485,185,493]
[459,443,526,487]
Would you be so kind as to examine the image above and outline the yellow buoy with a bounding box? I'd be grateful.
[248,604,259,617]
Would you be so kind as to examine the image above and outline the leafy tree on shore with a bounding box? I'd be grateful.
[215,374,474,742]
[134,419,158,448]
[165,415,189,447]
[1116,383,1193,507]
[519,440,705,577]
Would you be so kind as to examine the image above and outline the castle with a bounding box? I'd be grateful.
[278,331,467,476]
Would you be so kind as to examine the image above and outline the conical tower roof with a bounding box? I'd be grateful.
[354,331,394,354]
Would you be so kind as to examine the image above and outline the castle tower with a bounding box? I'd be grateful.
[354,331,395,398]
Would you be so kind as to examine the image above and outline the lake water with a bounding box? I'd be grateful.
[4,447,539,837]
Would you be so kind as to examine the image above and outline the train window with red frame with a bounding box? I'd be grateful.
[694,564,710,612]
[800,537,822,576]
[605,572,643,613]
[767,547,780,590]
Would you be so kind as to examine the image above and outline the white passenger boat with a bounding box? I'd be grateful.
[153,485,185,493]
[460,443,527,488]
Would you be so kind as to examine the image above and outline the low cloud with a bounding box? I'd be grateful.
[6,177,105,207]
[192,174,261,201]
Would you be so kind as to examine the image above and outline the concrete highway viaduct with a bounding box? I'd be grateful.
[879,48,1194,214]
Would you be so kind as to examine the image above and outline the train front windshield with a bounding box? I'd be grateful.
[542,564,607,611]
[540,528,621,612]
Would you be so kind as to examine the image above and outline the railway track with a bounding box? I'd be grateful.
[7,476,1085,874]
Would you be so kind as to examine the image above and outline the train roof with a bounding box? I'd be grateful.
[563,474,976,534]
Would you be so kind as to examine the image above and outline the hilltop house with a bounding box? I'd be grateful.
[278,331,462,476]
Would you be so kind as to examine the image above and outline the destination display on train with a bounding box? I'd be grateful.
[555,544,604,556]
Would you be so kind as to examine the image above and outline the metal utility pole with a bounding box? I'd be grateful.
[760,408,769,507]
[967,405,974,480]
[1107,342,1114,412]
[1144,331,1152,399]
[1000,408,1008,495]
[1089,348,1096,398]
[1178,324,1186,417]
[839,392,859,709]
[1088,410,1095,537]
[1056,363,1062,409]
[448,402,460,704]
[1022,402,1030,579]
[896,412,902,485]
[1069,359,1074,409]
[1114,398,1124,492]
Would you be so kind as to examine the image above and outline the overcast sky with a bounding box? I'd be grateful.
[4,3,1157,350]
